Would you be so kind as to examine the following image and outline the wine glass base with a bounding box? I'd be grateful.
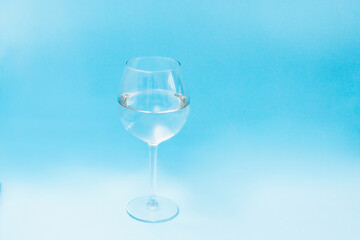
[127,196,179,223]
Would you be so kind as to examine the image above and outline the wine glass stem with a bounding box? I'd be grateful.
[148,144,159,208]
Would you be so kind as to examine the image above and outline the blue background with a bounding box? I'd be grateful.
[0,0,360,239]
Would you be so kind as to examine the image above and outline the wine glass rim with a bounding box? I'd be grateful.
[125,56,181,73]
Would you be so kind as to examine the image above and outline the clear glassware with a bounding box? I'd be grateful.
[118,57,190,223]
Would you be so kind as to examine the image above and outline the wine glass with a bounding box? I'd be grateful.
[118,57,190,223]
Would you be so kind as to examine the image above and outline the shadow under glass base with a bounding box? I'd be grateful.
[127,196,179,223]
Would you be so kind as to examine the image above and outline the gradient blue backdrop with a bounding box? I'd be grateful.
[0,0,360,239]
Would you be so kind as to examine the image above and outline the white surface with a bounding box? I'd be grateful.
[1,167,359,240]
